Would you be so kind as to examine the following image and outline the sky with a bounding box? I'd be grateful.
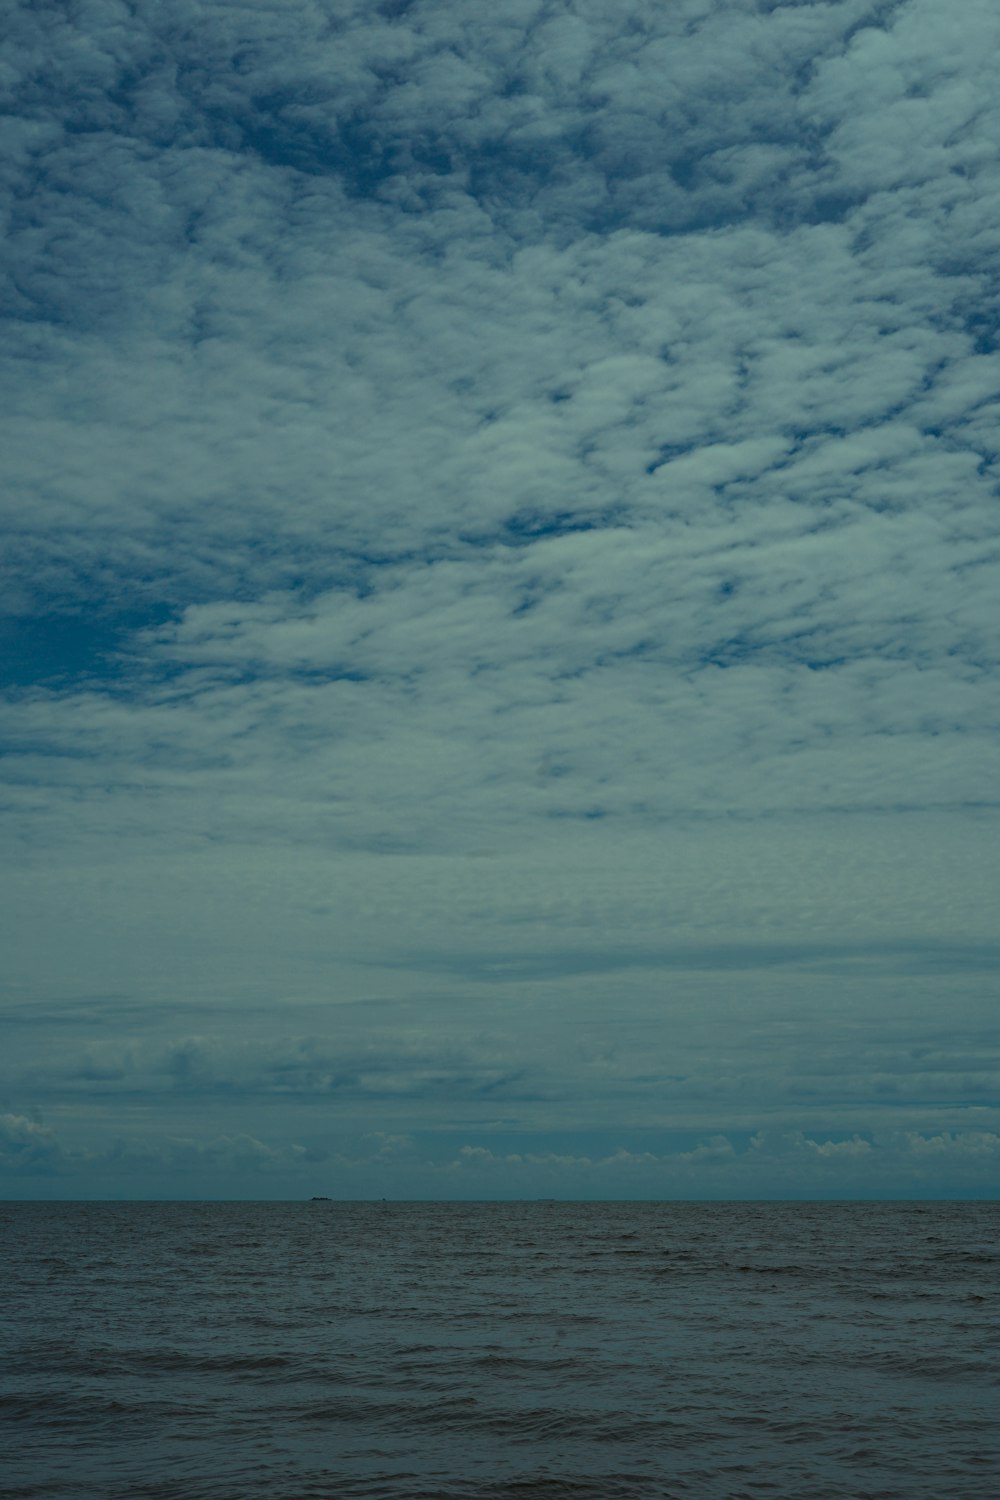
[2,0,998,1199]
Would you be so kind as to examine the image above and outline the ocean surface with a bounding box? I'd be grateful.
[1,1200,997,1499]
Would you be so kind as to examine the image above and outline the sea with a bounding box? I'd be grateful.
[1,1200,997,1499]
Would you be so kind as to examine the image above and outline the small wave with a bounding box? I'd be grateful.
[334,1475,670,1500]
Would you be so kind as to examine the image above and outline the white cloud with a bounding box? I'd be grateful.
[0,1113,64,1172]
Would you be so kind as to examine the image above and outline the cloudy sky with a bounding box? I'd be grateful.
[2,0,998,1199]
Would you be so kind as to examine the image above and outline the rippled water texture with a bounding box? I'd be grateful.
[2,1201,998,1498]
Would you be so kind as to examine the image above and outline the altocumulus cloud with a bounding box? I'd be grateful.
[1,0,999,1197]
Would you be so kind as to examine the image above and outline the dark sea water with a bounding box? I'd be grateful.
[1,1201,998,1499]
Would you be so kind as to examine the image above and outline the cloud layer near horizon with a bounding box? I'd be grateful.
[2,0,998,1196]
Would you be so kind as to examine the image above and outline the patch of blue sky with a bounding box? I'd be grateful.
[0,607,174,691]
